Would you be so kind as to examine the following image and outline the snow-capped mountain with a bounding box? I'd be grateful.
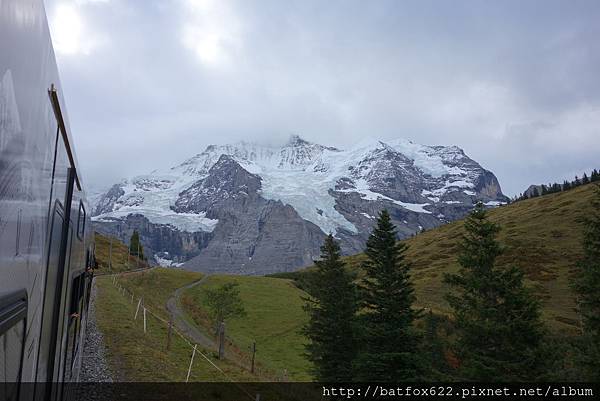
[92,135,508,274]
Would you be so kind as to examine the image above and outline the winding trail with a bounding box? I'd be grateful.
[165,275,257,373]
[165,275,217,350]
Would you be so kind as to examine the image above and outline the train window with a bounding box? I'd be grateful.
[77,201,85,240]
[69,275,82,316]
[63,271,87,382]
[0,290,27,401]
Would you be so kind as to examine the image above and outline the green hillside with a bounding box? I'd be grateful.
[92,183,598,382]
[95,269,257,381]
[94,232,150,273]
[277,183,599,333]
[180,275,312,381]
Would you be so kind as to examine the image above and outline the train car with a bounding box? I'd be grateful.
[0,1,95,400]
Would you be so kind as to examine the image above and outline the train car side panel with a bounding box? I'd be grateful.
[0,0,94,398]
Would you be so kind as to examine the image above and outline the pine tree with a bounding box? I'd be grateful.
[572,185,600,380]
[444,203,546,381]
[303,234,358,382]
[202,282,246,333]
[563,180,572,191]
[129,230,144,260]
[552,183,561,193]
[582,173,590,185]
[591,169,599,182]
[355,210,422,381]
[421,311,450,380]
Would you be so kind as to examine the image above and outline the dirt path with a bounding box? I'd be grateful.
[165,276,217,351]
[165,276,256,373]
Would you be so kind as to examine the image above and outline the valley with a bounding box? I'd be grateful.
[91,182,598,382]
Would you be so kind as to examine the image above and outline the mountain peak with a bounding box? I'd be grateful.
[285,134,310,147]
[92,134,508,273]
[211,153,243,171]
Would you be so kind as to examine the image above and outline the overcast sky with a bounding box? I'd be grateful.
[45,0,600,196]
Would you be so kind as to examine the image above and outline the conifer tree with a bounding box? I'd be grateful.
[421,311,449,379]
[355,210,422,381]
[129,230,144,259]
[531,187,539,198]
[591,169,599,182]
[582,173,590,185]
[572,185,600,380]
[303,234,358,382]
[444,203,545,381]
[563,180,572,191]
[202,282,246,333]
[552,183,561,193]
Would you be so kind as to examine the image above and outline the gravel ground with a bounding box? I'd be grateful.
[80,279,114,383]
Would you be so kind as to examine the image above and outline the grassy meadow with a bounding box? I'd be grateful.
[94,270,256,381]
[92,183,599,381]
[180,275,313,381]
[94,232,150,273]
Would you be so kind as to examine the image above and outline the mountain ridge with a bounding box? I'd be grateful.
[92,135,508,274]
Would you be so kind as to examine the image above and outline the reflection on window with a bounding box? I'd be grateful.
[0,319,25,401]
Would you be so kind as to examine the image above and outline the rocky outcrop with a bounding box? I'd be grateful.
[93,214,212,265]
[474,170,504,199]
[173,155,262,214]
[184,199,325,275]
[173,155,325,274]
[93,184,125,216]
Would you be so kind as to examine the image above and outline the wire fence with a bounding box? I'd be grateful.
[177,296,282,381]
[108,274,258,400]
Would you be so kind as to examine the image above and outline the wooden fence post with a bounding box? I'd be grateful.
[218,322,225,360]
[143,307,147,333]
[251,341,256,374]
[135,298,142,320]
[108,237,113,271]
[166,314,173,351]
[186,344,197,382]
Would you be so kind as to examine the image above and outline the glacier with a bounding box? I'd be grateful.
[93,135,504,236]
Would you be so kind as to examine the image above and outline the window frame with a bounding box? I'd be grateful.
[76,200,85,241]
[0,289,28,396]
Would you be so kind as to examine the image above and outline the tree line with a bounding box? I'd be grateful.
[303,186,600,382]
[514,168,600,202]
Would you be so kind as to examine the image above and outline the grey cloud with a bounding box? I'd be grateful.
[45,0,600,196]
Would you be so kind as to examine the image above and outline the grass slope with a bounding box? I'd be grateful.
[94,232,149,273]
[180,275,312,381]
[391,183,595,332]
[279,183,599,333]
[94,269,256,381]
[93,183,598,382]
